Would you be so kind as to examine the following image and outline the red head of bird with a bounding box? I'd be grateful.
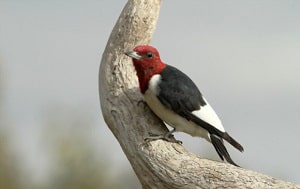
[126,45,166,93]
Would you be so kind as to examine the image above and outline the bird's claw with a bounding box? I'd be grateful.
[144,132,182,144]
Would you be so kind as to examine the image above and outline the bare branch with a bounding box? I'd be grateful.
[99,0,300,188]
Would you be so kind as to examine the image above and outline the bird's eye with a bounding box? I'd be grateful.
[146,52,153,58]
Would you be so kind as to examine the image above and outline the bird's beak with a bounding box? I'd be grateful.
[125,51,143,60]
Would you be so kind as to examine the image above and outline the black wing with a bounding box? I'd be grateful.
[157,65,206,115]
[157,65,244,152]
[157,65,220,134]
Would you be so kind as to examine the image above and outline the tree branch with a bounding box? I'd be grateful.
[99,0,300,188]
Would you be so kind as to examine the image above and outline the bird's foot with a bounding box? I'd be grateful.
[144,131,182,144]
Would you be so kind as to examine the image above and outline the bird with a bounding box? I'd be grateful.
[125,45,243,166]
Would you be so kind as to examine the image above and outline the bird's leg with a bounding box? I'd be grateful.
[145,128,182,144]
[164,128,176,138]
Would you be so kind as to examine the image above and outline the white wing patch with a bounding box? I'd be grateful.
[192,98,225,132]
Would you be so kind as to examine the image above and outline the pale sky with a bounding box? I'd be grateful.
[1,0,300,184]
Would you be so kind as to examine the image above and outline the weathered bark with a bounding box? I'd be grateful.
[99,0,300,188]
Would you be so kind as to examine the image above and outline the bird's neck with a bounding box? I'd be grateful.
[136,72,153,94]
[134,62,166,94]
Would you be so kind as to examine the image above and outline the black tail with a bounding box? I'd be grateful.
[222,132,244,152]
[210,134,240,167]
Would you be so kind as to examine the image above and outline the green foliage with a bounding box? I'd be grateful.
[0,133,22,189]
[0,66,139,188]
[0,108,140,189]
[44,114,120,189]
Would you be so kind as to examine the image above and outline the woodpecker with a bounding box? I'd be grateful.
[125,45,244,166]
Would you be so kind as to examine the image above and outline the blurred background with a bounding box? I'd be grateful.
[1,0,300,188]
